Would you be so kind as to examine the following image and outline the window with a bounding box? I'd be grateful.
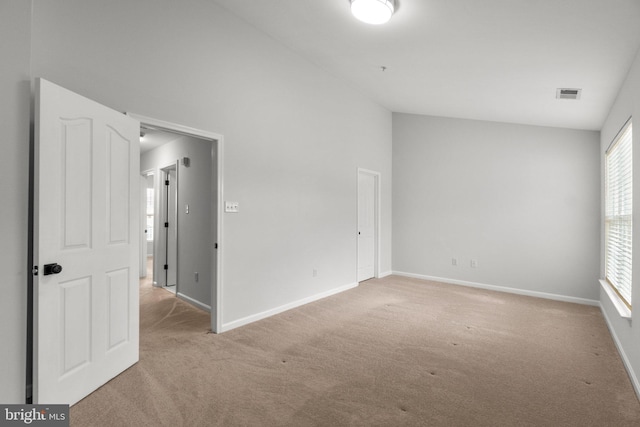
[605,119,633,309]
[146,188,154,242]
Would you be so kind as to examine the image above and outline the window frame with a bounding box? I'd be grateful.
[604,118,633,310]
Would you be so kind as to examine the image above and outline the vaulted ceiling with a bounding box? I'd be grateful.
[212,0,640,131]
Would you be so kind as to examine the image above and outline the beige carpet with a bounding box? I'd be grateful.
[70,274,640,426]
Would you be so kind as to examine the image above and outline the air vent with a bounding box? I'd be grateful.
[556,88,582,100]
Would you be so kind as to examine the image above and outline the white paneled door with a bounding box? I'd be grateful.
[165,167,178,288]
[33,78,140,405]
[357,170,377,282]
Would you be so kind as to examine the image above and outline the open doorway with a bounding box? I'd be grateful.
[132,113,224,333]
[140,171,155,284]
[141,130,211,302]
[142,160,179,294]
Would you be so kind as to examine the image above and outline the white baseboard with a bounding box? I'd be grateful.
[392,271,600,307]
[600,304,640,400]
[220,282,359,333]
[379,270,393,278]
[177,292,211,312]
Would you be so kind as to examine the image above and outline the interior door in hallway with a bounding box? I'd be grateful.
[33,78,140,405]
[163,166,178,288]
[357,170,377,282]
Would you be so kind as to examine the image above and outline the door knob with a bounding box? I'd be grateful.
[43,263,63,275]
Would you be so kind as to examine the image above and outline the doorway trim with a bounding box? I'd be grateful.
[128,113,224,333]
[357,168,381,281]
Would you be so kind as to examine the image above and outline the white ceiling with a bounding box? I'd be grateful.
[140,128,182,154]
[212,0,640,131]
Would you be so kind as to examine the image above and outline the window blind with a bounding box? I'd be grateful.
[605,120,633,308]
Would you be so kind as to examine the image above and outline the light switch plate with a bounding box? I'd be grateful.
[225,201,239,213]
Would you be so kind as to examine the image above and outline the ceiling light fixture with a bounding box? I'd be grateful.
[350,0,395,25]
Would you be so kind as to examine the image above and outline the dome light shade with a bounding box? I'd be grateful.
[350,0,395,25]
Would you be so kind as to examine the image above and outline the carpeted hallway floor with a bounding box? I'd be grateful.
[70,273,640,426]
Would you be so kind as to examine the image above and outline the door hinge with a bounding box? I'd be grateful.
[164,264,168,270]
[164,222,169,228]
[165,180,170,186]
[32,266,38,276]
[214,243,218,249]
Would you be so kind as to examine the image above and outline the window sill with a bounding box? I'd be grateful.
[599,280,632,319]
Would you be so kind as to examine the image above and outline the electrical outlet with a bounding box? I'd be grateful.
[471,259,478,268]
[225,201,239,213]
[195,272,199,282]
[452,258,458,266]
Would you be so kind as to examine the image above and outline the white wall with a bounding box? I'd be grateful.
[141,136,214,308]
[0,0,394,401]
[599,47,640,394]
[0,0,31,403]
[30,0,392,327]
[393,113,600,302]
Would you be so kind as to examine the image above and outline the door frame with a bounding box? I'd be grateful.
[128,113,224,333]
[357,168,381,281]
